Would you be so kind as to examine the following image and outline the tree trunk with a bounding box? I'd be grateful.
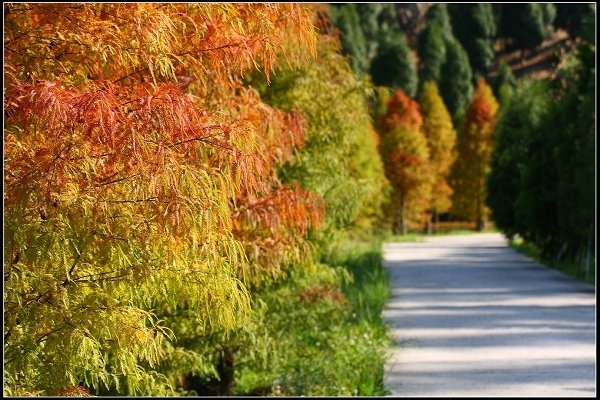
[424,213,432,235]
[177,348,235,395]
[476,217,486,231]
[585,223,593,282]
[217,348,235,396]
[394,203,407,235]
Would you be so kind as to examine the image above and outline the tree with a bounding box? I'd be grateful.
[378,90,433,235]
[492,61,517,101]
[419,81,457,231]
[555,3,596,39]
[3,3,320,395]
[328,4,369,76]
[450,79,499,230]
[355,3,401,61]
[417,4,453,87]
[425,3,452,32]
[498,4,555,51]
[552,33,595,274]
[369,33,418,97]
[486,80,552,239]
[487,27,595,278]
[448,4,497,75]
[439,37,473,120]
[417,21,447,84]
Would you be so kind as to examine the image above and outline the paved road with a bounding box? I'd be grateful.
[382,233,596,397]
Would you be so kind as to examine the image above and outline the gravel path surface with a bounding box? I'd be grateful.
[382,233,596,397]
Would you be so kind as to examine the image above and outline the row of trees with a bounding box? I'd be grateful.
[330,3,594,237]
[374,78,499,235]
[328,4,502,233]
[4,3,390,396]
[2,3,595,396]
[487,18,595,278]
[331,4,564,121]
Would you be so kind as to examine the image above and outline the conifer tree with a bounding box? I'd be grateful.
[378,90,433,235]
[439,37,473,120]
[417,21,447,84]
[417,4,453,88]
[329,4,369,76]
[448,4,497,75]
[450,79,499,230]
[499,4,555,51]
[419,81,457,230]
[369,33,418,97]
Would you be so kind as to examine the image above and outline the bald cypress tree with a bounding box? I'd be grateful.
[450,79,499,230]
[378,90,433,234]
[419,81,457,230]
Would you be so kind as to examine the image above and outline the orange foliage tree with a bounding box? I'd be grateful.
[378,90,433,235]
[4,3,321,395]
[450,78,499,229]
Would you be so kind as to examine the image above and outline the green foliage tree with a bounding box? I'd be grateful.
[369,33,418,97]
[253,33,389,251]
[378,90,433,235]
[356,3,401,58]
[426,3,452,32]
[487,23,595,276]
[499,4,555,51]
[329,4,369,76]
[450,79,499,230]
[512,108,562,258]
[417,4,454,86]
[329,4,419,96]
[448,4,497,75]
[417,21,447,84]
[419,81,457,229]
[439,37,474,120]
[555,3,596,39]
[552,33,595,269]
[486,80,552,239]
[492,61,517,101]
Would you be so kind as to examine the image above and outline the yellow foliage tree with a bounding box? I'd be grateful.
[419,81,457,230]
[450,78,499,229]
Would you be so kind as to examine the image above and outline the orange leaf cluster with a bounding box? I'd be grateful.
[379,89,423,133]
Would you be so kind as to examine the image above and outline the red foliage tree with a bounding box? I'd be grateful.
[378,90,433,234]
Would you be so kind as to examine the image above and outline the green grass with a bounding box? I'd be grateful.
[384,227,499,243]
[232,238,392,396]
[510,236,596,286]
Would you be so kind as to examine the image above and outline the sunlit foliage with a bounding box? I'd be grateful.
[4,3,320,395]
[378,90,433,234]
[450,79,499,229]
[419,81,457,224]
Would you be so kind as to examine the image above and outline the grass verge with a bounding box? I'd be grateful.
[233,238,391,396]
[510,236,596,286]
